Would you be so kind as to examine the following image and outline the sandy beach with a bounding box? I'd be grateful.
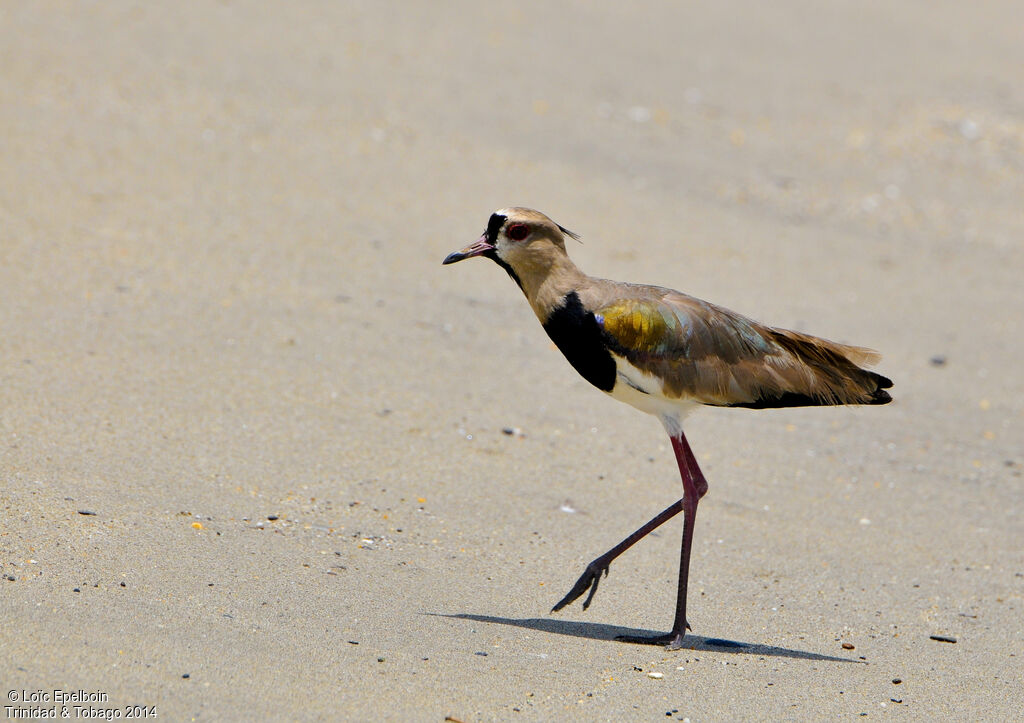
[2,2,1022,719]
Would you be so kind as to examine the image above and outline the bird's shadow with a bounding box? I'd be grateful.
[426,612,861,663]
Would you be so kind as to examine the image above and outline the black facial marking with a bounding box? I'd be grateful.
[542,292,617,392]
[486,213,507,244]
[486,251,523,291]
[480,213,523,289]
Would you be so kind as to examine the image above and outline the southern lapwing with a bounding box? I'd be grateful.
[443,207,892,649]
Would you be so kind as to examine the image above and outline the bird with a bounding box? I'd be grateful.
[442,207,892,649]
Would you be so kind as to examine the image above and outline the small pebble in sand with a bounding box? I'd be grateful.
[267,515,279,521]
[648,672,663,679]
[929,355,947,367]
[628,106,652,123]
[892,678,902,684]
[929,635,957,643]
[959,119,980,140]
[78,510,97,516]
[182,674,190,679]
[841,642,855,650]
[73,588,80,593]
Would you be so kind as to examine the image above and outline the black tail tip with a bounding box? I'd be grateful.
[869,371,893,404]
[871,389,893,405]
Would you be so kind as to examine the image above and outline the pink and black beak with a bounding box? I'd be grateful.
[443,212,507,266]
[442,234,495,265]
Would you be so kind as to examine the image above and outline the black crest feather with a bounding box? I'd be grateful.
[558,224,581,242]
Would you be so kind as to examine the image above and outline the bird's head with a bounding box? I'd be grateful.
[442,208,579,283]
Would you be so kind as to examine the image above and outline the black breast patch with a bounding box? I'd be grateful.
[542,292,617,392]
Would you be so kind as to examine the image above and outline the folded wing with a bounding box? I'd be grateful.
[595,291,892,408]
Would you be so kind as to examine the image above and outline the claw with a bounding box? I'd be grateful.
[581,570,601,610]
[614,630,688,650]
[551,561,609,613]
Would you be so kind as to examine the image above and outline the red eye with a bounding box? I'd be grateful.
[507,224,530,241]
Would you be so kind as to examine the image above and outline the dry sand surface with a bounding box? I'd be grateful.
[2,2,1022,720]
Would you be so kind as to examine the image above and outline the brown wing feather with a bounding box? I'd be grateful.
[595,288,892,408]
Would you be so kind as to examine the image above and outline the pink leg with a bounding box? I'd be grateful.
[552,430,709,650]
[616,431,708,648]
[551,497,684,613]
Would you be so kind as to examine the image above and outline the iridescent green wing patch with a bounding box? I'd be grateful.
[595,299,683,356]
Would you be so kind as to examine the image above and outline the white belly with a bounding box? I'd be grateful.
[606,354,700,431]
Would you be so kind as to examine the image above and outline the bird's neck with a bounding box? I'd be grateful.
[516,254,590,322]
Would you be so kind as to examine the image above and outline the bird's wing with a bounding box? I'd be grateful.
[594,290,891,407]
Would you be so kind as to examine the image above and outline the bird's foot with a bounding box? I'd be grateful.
[551,560,609,613]
[615,627,690,650]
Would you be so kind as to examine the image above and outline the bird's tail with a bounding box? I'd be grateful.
[769,329,893,406]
